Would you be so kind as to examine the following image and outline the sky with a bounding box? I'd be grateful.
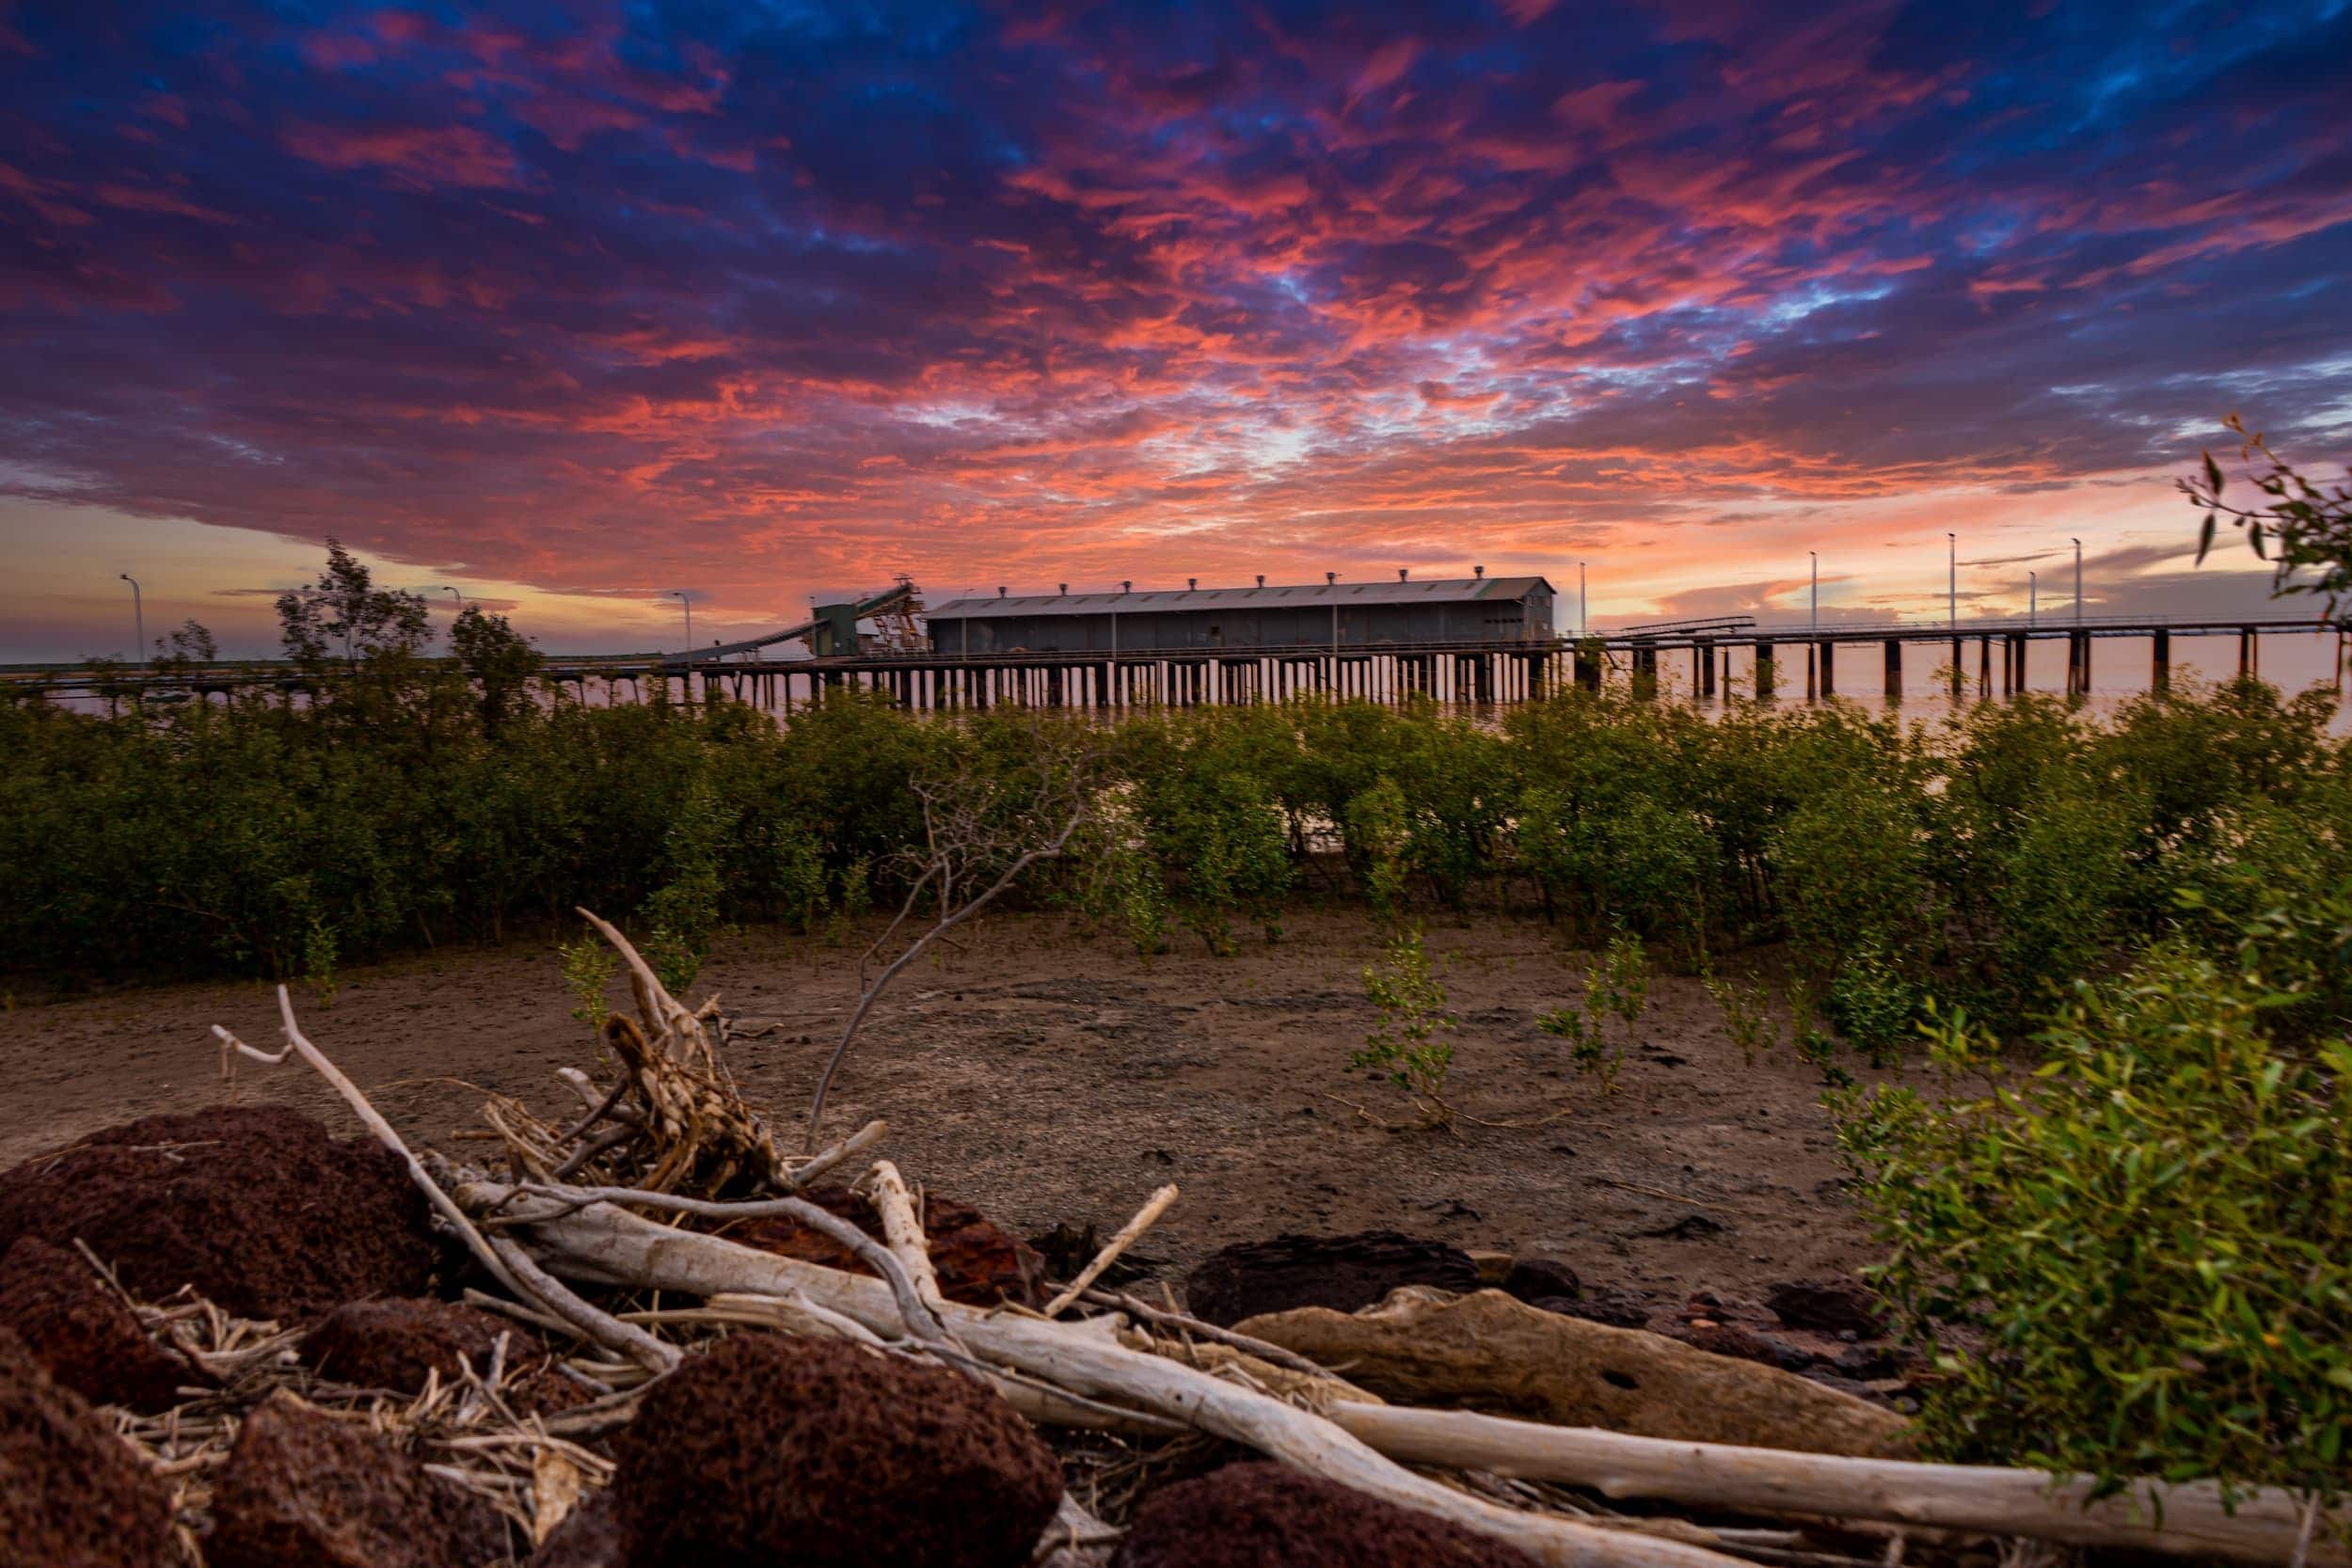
[3,0,2349,660]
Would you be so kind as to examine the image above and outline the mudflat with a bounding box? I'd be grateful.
[3,910,1906,1299]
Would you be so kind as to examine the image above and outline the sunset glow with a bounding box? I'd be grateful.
[4,2,2348,657]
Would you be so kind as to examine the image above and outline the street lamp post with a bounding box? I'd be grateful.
[671,590,692,653]
[1809,551,1818,634]
[1579,562,1588,638]
[1947,532,1957,631]
[2029,571,2038,627]
[2073,539,2082,624]
[119,573,144,668]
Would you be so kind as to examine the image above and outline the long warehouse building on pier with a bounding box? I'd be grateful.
[926,572,1557,656]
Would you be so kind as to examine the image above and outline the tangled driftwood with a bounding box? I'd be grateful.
[1231,1289,1914,1459]
[204,911,2347,1568]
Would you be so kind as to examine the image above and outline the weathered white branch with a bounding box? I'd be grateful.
[865,1161,943,1308]
[463,1184,1737,1568]
[785,1118,886,1191]
[485,1234,678,1374]
[1042,1183,1177,1318]
[505,1182,953,1352]
[574,907,707,1064]
[1327,1404,2347,1568]
[224,995,533,1307]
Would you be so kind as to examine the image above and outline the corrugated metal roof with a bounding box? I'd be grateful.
[928,576,1551,621]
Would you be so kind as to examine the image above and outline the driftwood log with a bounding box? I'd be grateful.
[1232,1288,1914,1459]
[461,1181,1743,1568]
[1331,1404,2349,1568]
[471,1183,2349,1568]
[224,913,2345,1568]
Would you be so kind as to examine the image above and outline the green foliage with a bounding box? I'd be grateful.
[276,539,432,672]
[560,933,618,1028]
[6,542,2350,1042]
[1345,776,1411,925]
[1074,793,1171,959]
[1832,912,2352,1502]
[151,619,217,673]
[1535,998,1612,1089]
[449,604,543,736]
[2183,413,2352,613]
[301,913,339,1006]
[1539,928,1650,1093]
[1350,926,1456,1126]
[1703,965,1774,1066]
[637,772,736,995]
[1139,764,1290,955]
[1593,927,1649,1035]
[1822,937,1919,1068]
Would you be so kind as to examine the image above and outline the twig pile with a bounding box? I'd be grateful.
[98,1280,615,1565]
[185,911,2345,1568]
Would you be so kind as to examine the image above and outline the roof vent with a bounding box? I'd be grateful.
[997,585,1008,597]
[1473,564,1485,578]
[1188,578,1198,591]
[1398,568,1409,582]
[1121,579,1132,594]
[1058,582,1068,595]
[1326,571,1337,585]
[1256,574,1265,588]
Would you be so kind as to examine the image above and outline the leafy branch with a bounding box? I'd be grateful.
[2182,414,2352,615]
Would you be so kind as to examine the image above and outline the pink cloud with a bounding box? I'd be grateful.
[281,122,527,189]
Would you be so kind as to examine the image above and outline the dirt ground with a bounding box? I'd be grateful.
[2,910,1914,1301]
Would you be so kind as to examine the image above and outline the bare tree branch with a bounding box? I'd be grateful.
[805,731,1102,1148]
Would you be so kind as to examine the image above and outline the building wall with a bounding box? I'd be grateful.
[928,594,1548,655]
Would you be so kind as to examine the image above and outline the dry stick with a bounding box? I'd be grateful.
[1033,1492,1121,1568]
[635,1290,885,1348]
[225,994,670,1379]
[1328,1404,2349,1568]
[215,999,534,1309]
[1042,1184,1179,1319]
[549,1124,642,1180]
[478,1188,1737,1568]
[553,1075,628,1142]
[510,1182,952,1351]
[865,1160,943,1307]
[1075,1288,1333,1379]
[804,803,1089,1148]
[573,908,704,1061]
[785,1117,886,1191]
[485,1234,678,1375]
[493,1195,2351,1568]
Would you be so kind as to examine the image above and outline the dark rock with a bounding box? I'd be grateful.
[0,1106,437,1322]
[1669,1319,1819,1373]
[0,1237,193,1411]
[300,1298,507,1394]
[735,1187,1044,1307]
[1528,1285,1652,1329]
[1111,1462,1541,1568]
[1631,1213,1725,1242]
[1829,1342,1923,1382]
[302,1298,587,1417]
[1498,1258,1581,1305]
[509,1359,596,1418]
[0,1327,173,1568]
[1028,1221,1158,1290]
[612,1333,1061,1568]
[527,1493,626,1568]
[1679,1290,1772,1323]
[208,1393,508,1568]
[1794,1367,1885,1402]
[1765,1278,1886,1338]
[1183,1232,1482,1328]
